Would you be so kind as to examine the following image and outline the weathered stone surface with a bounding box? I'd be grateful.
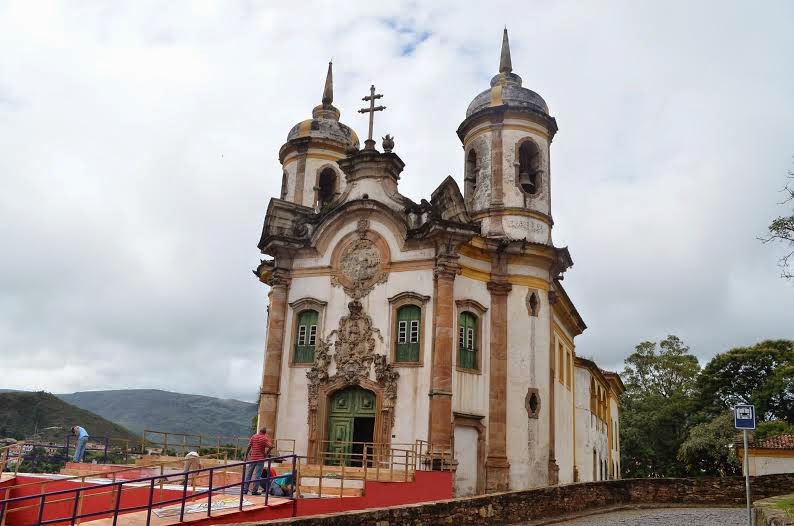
[238,474,794,526]
[754,495,794,526]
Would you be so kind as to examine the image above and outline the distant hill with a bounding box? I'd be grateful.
[58,389,257,438]
[0,391,139,442]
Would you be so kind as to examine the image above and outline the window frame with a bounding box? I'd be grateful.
[455,299,488,374]
[388,292,430,367]
[514,137,544,197]
[288,297,327,368]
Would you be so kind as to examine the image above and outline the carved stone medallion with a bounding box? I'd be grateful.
[331,218,389,299]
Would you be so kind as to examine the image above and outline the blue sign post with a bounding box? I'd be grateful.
[734,404,756,526]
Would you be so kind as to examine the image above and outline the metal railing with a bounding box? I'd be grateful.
[141,430,296,460]
[295,440,454,498]
[0,442,24,477]
[0,454,298,526]
[0,451,232,524]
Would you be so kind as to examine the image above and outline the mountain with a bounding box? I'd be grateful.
[57,389,257,438]
[0,391,139,442]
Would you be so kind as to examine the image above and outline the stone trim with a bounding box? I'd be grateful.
[387,292,431,367]
[287,297,328,368]
[454,299,488,374]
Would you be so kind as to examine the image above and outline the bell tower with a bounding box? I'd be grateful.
[278,62,359,210]
[457,29,558,244]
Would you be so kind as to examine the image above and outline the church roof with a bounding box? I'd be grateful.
[285,62,360,147]
[465,29,549,118]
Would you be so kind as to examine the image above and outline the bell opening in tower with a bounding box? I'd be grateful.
[518,140,541,195]
[317,168,338,209]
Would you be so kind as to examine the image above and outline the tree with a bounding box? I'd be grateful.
[620,335,701,477]
[677,412,740,476]
[761,167,794,279]
[754,420,794,441]
[697,340,794,422]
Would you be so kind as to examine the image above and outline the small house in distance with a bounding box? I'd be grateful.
[738,433,794,475]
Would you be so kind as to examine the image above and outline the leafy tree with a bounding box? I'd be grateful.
[620,336,701,477]
[677,412,740,476]
[754,420,794,441]
[697,340,794,422]
[761,168,794,279]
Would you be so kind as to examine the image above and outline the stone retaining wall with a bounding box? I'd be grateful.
[754,495,794,526]
[242,474,794,526]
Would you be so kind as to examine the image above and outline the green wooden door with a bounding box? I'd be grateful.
[326,387,376,465]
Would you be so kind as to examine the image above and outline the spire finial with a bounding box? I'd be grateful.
[499,27,512,74]
[322,60,333,104]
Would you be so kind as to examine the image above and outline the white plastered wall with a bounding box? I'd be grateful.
[506,286,551,490]
[274,214,434,454]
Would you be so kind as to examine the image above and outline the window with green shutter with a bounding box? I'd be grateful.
[458,311,478,370]
[395,305,421,362]
[294,309,318,364]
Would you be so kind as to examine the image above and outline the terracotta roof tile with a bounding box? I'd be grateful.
[750,433,794,449]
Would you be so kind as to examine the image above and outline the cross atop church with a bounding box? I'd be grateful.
[358,85,386,150]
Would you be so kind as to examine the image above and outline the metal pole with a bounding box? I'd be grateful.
[743,429,752,526]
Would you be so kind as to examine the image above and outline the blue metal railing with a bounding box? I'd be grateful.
[0,454,298,526]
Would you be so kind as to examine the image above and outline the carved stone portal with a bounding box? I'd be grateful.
[306,300,399,459]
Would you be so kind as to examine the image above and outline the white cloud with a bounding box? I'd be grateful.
[1,0,793,400]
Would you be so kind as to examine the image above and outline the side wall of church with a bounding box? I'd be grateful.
[552,319,576,484]
[573,366,609,482]
[505,285,551,490]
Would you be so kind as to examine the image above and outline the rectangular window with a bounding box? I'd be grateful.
[466,328,474,350]
[409,321,419,343]
[558,344,564,383]
[566,351,572,388]
[308,325,317,346]
[398,321,408,344]
[298,326,307,346]
[458,326,464,349]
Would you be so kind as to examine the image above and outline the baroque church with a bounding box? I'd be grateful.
[254,30,624,496]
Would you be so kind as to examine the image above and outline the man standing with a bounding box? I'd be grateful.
[241,427,272,496]
[71,426,89,463]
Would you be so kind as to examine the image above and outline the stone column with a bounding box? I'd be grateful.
[257,270,291,437]
[428,256,459,450]
[485,280,512,491]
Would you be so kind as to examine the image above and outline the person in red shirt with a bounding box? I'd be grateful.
[241,427,272,495]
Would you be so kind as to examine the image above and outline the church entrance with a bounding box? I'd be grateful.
[326,386,376,466]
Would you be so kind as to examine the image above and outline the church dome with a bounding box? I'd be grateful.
[284,62,360,148]
[465,29,549,119]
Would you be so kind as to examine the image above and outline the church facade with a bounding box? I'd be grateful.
[255,30,623,495]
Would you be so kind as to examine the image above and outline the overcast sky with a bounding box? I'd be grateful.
[2,1,793,402]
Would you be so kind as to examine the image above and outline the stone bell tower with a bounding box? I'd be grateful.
[278,62,359,210]
[457,29,558,244]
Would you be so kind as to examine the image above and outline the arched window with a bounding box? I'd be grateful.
[464,149,478,201]
[518,140,541,195]
[317,168,337,209]
[395,305,421,362]
[590,378,597,414]
[294,309,318,364]
[457,311,479,370]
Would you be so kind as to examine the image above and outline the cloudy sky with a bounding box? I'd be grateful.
[2,1,793,402]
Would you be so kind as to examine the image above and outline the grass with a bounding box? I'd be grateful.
[775,496,794,517]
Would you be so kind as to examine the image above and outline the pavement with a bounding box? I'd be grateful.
[517,507,747,526]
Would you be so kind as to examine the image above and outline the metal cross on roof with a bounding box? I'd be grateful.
[358,85,385,150]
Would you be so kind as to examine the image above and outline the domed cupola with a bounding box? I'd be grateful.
[456,29,558,243]
[278,62,359,210]
[465,29,550,119]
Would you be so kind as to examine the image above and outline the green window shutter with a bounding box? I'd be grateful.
[294,310,319,364]
[395,305,421,362]
[458,311,478,370]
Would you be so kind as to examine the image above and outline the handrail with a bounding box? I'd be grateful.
[0,450,229,496]
[0,454,298,526]
[142,429,296,459]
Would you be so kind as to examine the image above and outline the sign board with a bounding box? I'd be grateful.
[734,404,756,430]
